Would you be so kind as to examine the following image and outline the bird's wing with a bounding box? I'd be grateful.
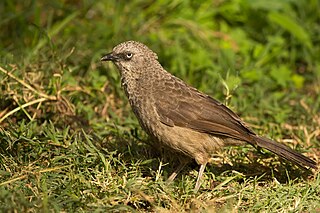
[154,78,255,142]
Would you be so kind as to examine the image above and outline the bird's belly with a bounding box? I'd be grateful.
[153,123,226,165]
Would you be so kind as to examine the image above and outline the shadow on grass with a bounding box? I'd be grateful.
[94,129,315,187]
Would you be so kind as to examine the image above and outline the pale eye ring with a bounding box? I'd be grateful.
[126,53,133,59]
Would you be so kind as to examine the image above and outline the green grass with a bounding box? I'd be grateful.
[0,0,319,212]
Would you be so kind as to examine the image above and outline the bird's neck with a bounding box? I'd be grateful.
[120,65,169,107]
[120,65,163,93]
[120,70,149,104]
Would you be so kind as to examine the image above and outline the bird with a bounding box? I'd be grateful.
[101,40,317,192]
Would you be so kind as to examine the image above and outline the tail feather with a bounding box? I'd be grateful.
[254,136,317,169]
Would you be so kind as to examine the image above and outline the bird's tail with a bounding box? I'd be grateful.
[254,136,317,169]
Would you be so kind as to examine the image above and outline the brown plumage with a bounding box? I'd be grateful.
[101,40,317,191]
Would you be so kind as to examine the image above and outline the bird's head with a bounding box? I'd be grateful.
[101,41,159,75]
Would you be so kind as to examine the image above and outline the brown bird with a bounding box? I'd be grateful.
[101,40,317,192]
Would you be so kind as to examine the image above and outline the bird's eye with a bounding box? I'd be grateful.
[126,53,133,59]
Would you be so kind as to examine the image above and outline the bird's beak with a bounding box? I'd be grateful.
[101,52,119,61]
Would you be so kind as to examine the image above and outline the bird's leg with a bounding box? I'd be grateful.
[194,163,207,192]
[167,159,189,182]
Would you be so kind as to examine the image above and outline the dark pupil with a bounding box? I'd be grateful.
[127,53,132,58]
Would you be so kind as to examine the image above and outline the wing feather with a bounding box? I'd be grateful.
[154,80,255,142]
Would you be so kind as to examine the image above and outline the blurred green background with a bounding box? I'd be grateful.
[0,0,319,212]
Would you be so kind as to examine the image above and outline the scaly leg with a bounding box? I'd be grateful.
[167,160,189,182]
[194,163,207,192]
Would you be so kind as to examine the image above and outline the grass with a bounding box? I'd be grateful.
[0,0,319,212]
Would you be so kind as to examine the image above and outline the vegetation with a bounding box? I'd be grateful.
[0,0,319,212]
